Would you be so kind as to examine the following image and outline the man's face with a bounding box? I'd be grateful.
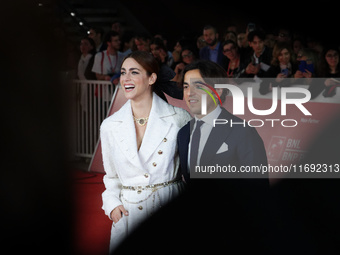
[183,69,218,118]
[88,29,100,42]
[80,39,93,55]
[108,36,121,51]
[249,36,264,55]
[203,28,218,47]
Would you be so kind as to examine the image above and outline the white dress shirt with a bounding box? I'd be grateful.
[188,105,222,168]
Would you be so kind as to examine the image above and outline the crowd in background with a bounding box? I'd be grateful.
[74,20,340,99]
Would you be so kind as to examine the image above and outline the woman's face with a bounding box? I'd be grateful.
[181,49,194,64]
[120,58,155,101]
[278,48,290,65]
[325,50,339,68]
[223,43,237,60]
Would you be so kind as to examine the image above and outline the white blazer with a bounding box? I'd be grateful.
[101,93,192,218]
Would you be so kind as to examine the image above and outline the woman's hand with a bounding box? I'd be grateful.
[302,69,312,78]
[110,205,129,223]
[294,70,304,78]
[276,73,286,82]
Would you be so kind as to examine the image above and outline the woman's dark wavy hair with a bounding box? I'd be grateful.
[122,51,159,77]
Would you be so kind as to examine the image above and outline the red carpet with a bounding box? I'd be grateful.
[72,170,112,255]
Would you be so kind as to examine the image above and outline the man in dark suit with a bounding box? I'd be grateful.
[199,25,226,67]
[177,60,268,183]
[176,61,270,248]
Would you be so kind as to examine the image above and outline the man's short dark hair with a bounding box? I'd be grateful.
[181,60,229,102]
[248,30,266,42]
[104,31,120,43]
[203,25,217,34]
[150,37,167,52]
[89,27,104,38]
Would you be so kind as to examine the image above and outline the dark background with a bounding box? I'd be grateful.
[122,0,338,48]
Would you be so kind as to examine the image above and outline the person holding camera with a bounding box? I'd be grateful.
[308,45,340,98]
[242,30,272,78]
[259,42,297,94]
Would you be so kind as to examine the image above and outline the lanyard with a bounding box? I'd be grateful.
[106,50,118,73]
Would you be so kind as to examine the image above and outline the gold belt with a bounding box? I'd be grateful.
[122,179,180,191]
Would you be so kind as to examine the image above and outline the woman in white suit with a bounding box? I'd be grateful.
[101,51,191,252]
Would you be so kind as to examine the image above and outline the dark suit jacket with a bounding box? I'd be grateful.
[176,107,270,245]
[177,107,268,183]
[199,42,226,67]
